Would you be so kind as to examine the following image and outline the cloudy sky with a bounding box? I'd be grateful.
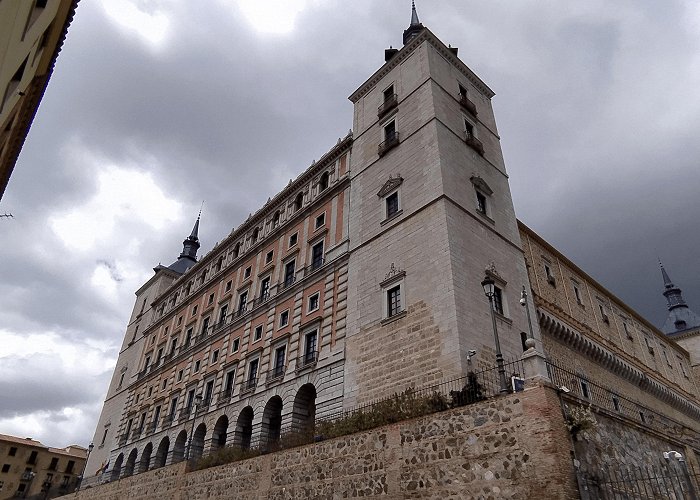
[1,0,700,448]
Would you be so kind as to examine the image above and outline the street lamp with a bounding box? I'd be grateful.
[664,450,698,500]
[520,286,536,350]
[76,442,94,491]
[481,275,509,394]
[185,393,203,460]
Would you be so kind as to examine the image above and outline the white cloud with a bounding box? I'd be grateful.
[233,0,309,34]
[99,0,171,47]
[49,163,181,253]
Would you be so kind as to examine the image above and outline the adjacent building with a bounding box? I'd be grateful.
[0,0,79,201]
[83,6,700,488]
[0,434,86,499]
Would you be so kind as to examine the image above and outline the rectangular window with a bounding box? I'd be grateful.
[208,293,215,305]
[476,191,487,215]
[223,369,236,397]
[598,304,609,324]
[194,360,201,372]
[492,287,504,316]
[147,386,153,397]
[201,317,210,335]
[308,292,320,313]
[645,337,655,356]
[212,349,219,363]
[279,310,289,328]
[203,380,214,406]
[247,359,259,385]
[232,338,240,353]
[244,266,252,279]
[573,283,582,305]
[186,389,195,412]
[464,120,474,139]
[225,280,232,292]
[387,285,401,317]
[315,213,325,229]
[386,192,399,219]
[177,369,183,382]
[185,328,193,346]
[284,260,296,287]
[289,233,298,247]
[580,380,590,399]
[458,83,468,99]
[260,276,271,300]
[27,451,37,465]
[192,305,198,316]
[253,325,263,342]
[311,242,324,270]
[623,321,633,340]
[265,250,274,264]
[155,347,164,365]
[612,395,620,412]
[384,120,396,141]
[170,337,178,354]
[273,346,286,377]
[304,330,318,364]
[1,464,9,473]
[8,447,17,457]
[218,304,229,324]
[169,396,178,419]
[238,291,248,313]
[65,460,75,474]
[383,85,394,102]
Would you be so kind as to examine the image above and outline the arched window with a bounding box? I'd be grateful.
[319,172,329,192]
[138,443,152,473]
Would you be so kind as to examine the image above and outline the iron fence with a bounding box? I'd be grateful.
[577,460,700,500]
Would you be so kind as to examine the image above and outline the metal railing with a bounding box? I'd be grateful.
[377,94,398,118]
[296,350,318,370]
[267,366,286,381]
[378,132,400,156]
[242,377,257,393]
[458,94,477,116]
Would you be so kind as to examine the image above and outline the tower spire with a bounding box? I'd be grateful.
[155,211,202,274]
[403,0,424,45]
[658,260,700,334]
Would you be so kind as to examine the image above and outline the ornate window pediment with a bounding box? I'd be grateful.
[470,175,493,196]
[377,175,403,197]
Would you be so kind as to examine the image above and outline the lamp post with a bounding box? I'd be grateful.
[481,275,509,394]
[76,442,94,491]
[185,393,203,460]
[664,450,698,500]
[520,286,537,350]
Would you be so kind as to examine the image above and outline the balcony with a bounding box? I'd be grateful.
[458,94,478,117]
[297,350,318,371]
[218,389,233,406]
[304,258,325,278]
[377,94,398,118]
[21,471,36,481]
[280,275,296,291]
[267,366,286,383]
[378,132,400,157]
[465,135,484,156]
[241,377,257,395]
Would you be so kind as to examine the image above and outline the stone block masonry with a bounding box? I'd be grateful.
[64,384,579,499]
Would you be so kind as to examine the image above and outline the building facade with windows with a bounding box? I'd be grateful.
[0,0,79,201]
[0,434,86,499]
[84,8,700,485]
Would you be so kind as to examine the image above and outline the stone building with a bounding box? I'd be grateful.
[83,6,700,494]
[0,434,86,499]
[0,0,79,201]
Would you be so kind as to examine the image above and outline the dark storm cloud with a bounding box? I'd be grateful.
[1,0,699,447]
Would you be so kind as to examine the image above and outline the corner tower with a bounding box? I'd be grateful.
[343,8,540,406]
[84,217,202,484]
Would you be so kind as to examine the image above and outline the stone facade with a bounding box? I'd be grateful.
[67,385,579,500]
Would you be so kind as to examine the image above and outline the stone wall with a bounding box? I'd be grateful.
[65,385,579,500]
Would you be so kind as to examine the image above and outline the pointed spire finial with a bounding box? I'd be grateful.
[659,259,673,288]
[411,0,420,26]
[403,0,424,45]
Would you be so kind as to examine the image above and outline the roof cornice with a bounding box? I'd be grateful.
[349,28,495,104]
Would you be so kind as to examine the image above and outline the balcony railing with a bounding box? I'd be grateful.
[458,94,478,117]
[297,350,318,370]
[378,132,400,156]
[377,94,398,118]
[465,135,484,155]
[267,366,286,382]
[218,389,233,406]
[21,471,36,481]
[241,377,257,394]
[304,258,325,278]
[280,275,296,291]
